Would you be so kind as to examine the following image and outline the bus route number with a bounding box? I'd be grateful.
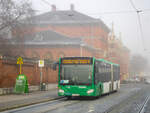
[62,59,90,64]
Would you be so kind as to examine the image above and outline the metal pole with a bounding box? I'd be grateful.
[91,23,92,46]
[40,67,43,90]
[80,45,82,57]
[20,64,21,75]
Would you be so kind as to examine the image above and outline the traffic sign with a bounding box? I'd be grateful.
[17,57,23,64]
[17,57,23,74]
[39,60,44,67]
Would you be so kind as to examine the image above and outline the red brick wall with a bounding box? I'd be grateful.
[25,47,81,60]
[18,25,108,38]
[13,46,95,60]
[0,45,96,88]
[0,59,18,88]
[0,58,58,88]
[0,46,96,88]
[12,24,108,51]
[39,25,108,51]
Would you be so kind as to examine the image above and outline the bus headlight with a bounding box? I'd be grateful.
[87,89,94,94]
[59,89,64,93]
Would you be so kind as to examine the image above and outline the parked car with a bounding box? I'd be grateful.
[145,79,150,84]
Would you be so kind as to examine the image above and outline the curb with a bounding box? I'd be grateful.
[0,96,64,112]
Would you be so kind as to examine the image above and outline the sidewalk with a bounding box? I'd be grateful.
[0,84,60,112]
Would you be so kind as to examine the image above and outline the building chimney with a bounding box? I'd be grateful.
[70,4,74,11]
[51,5,56,11]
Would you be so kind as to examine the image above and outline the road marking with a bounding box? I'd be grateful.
[88,105,94,112]
[139,96,150,113]
[88,109,94,112]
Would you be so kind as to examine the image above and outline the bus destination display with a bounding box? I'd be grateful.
[62,59,92,64]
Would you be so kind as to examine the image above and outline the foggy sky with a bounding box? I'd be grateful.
[31,0,150,58]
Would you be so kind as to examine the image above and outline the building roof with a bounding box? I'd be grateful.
[30,10,97,23]
[23,10,110,33]
[97,58,119,66]
[12,30,83,46]
[10,29,101,54]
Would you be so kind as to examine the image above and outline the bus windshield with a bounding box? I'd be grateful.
[60,65,93,85]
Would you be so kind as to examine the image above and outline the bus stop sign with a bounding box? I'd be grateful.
[39,60,44,67]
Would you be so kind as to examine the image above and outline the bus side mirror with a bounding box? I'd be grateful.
[52,62,58,70]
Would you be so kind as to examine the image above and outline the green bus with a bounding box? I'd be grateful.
[58,57,120,98]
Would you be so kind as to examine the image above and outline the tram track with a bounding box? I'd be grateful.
[2,97,82,113]
[138,96,150,113]
[2,84,150,113]
[2,97,67,113]
[103,86,150,113]
[0,96,66,112]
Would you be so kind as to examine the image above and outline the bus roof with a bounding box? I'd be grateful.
[96,58,119,66]
[60,56,93,59]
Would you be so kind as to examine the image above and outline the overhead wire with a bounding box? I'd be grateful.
[129,0,138,11]
[39,0,149,52]
[41,0,51,6]
[33,8,150,16]
[137,13,146,51]
[87,10,136,15]
[129,0,146,51]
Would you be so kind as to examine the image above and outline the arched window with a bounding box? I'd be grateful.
[32,51,40,59]
[59,52,65,58]
[19,52,26,58]
[14,52,21,58]
[13,51,26,58]
[44,52,53,61]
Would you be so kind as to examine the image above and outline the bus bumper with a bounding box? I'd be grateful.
[58,90,95,97]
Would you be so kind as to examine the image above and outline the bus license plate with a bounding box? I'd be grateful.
[72,94,79,96]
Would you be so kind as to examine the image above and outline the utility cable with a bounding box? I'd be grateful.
[129,0,146,51]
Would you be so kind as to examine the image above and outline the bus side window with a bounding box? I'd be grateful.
[95,62,98,73]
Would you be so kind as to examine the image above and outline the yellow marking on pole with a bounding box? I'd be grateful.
[17,57,23,74]
[20,64,21,74]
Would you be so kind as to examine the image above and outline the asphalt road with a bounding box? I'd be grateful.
[2,83,150,113]
[107,84,150,113]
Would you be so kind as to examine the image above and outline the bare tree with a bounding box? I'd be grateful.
[0,0,34,56]
[0,0,34,31]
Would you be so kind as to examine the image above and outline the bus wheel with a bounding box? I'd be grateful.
[100,85,102,95]
[67,96,72,100]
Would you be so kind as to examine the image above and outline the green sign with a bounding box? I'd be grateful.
[14,74,29,94]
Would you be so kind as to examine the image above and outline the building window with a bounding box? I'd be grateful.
[44,52,53,61]
[17,52,25,58]
[14,52,26,58]
[32,51,40,59]
[34,34,43,41]
[59,52,65,58]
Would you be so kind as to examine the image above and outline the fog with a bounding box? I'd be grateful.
[31,0,150,58]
